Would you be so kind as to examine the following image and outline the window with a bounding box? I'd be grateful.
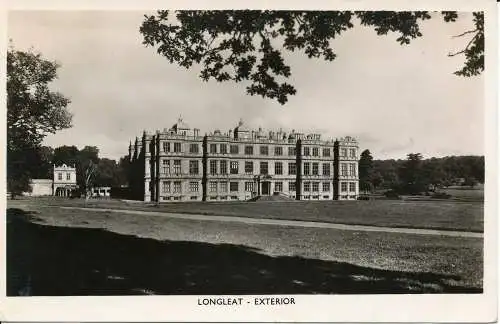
[162,181,171,193]
[288,147,296,156]
[220,160,228,174]
[349,182,356,192]
[173,160,181,175]
[304,162,310,175]
[312,182,319,192]
[66,173,71,180]
[230,161,239,174]
[323,163,331,176]
[245,182,254,192]
[230,182,239,192]
[162,160,170,174]
[173,181,182,193]
[189,181,199,192]
[245,161,253,174]
[349,163,357,176]
[341,182,348,192]
[274,146,283,156]
[260,162,268,175]
[323,148,331,157]
[219,182,228,192]
[312,163,319,175]
[274,162,283,175]
[303,182,311,192]
[190,196,198,200]
[210,144,217,154]
[209,181,218,192]
[341,163,348,176]
[189,160,199,175]
[312,147,319,156]
[163,142,170,152]
[210,160,217,175]
[341,148,347,157]
[230,145,239,154]
[189,144,199,153]
[260,146,269,155]
[58,173,62,180]
[275,182,283,192]
[244,145,254,155]
[303,147,310,156]
[288,162,296,175]
[174,142,182,153]
[220,144,228,154]
[289,181,296,192]
[350,148,356,158]
[323,182,330,192]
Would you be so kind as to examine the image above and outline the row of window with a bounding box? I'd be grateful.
[160,180,355,194]
[341,148,357,158]
[57,173,72,181]
[159,141,354,158]
[340,163,357,177]
[155,159,356,177]
[340,182,357,192]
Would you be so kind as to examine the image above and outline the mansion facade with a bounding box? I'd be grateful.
[128,119,359,202]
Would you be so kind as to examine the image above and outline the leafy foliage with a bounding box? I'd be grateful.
[368,154,484,193]
[398,153,427,194]
[7,46,72,196]
[140,10,484,104]
[52,145,129,192]
[7,46,72,150]
[448,12,484,77]
[358,149,374,193]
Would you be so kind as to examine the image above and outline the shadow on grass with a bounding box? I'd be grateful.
[7,208,481,296]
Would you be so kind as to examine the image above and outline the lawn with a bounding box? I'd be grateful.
[441,187,484,200]
[22,196,484,233]
[6,204,483,295]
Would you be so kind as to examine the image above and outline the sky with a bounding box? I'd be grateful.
[7,10,484,161]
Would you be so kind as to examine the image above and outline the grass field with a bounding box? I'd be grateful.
[24,196,484,233]
[6,198,483,295]
[441,188,485,200]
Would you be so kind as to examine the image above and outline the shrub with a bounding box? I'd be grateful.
[431,192,452,199]
[384,190,400,199]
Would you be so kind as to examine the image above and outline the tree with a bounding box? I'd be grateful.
[84,160,98,200]
[140,11,483,104]
[398,153,426,194]
[7,46,72,197]
[463,177,479,188]
[30,146,54,179]
[422,158,447,190]
[116,155,131,186]
[95,158,119,187]
[358,149,374,193]
[53,145,79,167]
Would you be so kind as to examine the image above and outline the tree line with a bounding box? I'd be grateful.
[27,145,130,193]
[358,150,485,195]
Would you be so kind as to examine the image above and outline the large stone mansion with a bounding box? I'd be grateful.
[128,118,359,202]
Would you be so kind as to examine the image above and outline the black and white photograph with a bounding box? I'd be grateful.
[1,1,497,322]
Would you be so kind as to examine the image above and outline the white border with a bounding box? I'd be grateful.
[0,0,497,322]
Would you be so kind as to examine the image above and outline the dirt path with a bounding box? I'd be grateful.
[59,206,483,238]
